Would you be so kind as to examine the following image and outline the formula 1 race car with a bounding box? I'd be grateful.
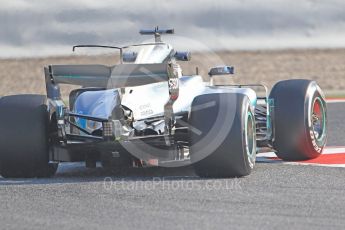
[0,28,327,178]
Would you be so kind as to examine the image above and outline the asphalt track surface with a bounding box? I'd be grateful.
[0,102,345,230]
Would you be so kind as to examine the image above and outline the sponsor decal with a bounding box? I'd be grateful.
[168,78,179,90]
[138,103,154,116]
[310,130,322,153]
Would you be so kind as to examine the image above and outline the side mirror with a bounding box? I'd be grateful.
[208,66,234,77]
[174,51,191,61]
[123,52,138,62]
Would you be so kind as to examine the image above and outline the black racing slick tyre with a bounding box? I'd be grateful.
[0,95,57,178]
[190,93,256,178]
[269,79,327,161]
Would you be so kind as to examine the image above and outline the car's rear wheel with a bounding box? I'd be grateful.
[190,93,256,178]
[269,79,327,161]
[0,95,57,178]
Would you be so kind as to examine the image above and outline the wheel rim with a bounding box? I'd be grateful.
[245,111,256,167]
[311,97,326,144]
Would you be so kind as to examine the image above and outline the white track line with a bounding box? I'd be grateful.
[284,162,345,168]
[323,147,345,154]
[257,152,276,158]
[326,99,345,103]
[257,147,345,158]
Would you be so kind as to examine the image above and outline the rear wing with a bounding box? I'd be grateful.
[109,63,169,88]
[45,63,170,99]
[47,65,111,88]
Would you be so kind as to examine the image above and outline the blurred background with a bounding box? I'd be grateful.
[1,0,344,96]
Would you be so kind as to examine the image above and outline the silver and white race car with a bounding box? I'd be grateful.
[0,28,327,178]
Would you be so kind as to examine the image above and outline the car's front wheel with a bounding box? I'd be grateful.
[269,79,327,161]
